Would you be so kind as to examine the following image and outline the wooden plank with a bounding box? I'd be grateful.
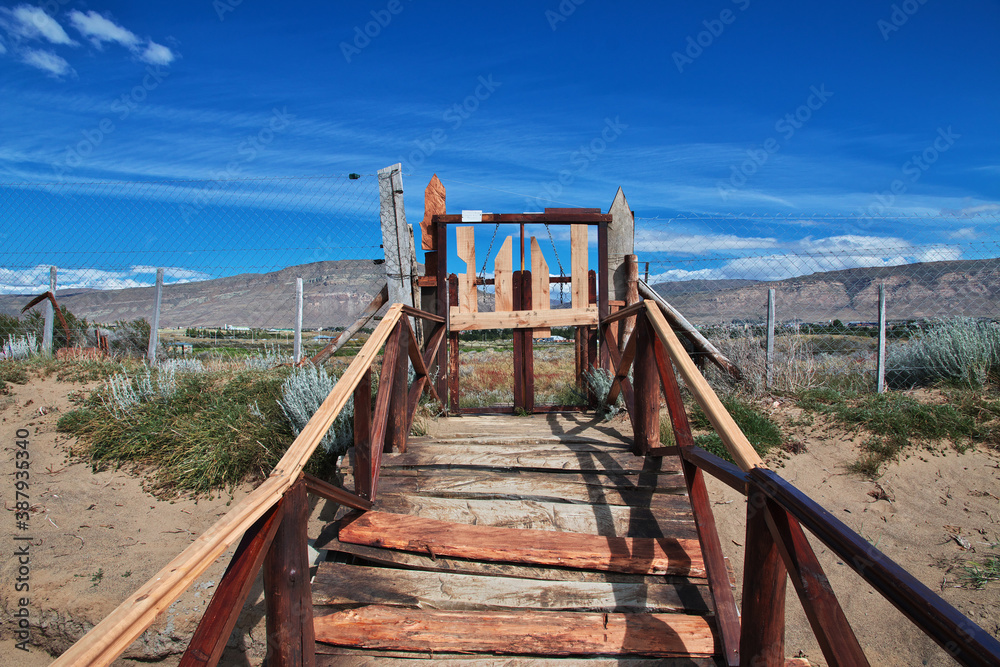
[386,321,410,455]
[530,237,551,337]
[435,221,449,404]
[379,164,416,309]
[522,270,535,413]
[368,322,403,501]
[456,226,477,313]
[449,307,598,332]
[645,301,764,472]
[512,270,525,410]
[434,212,611,225]
[447,274,459,413]
[315,651,719,666]
[313,562,711,613]
[312,284,388,366]
[739,487,787,666]
[314,606,715,657]
[607,187,634,301]
[420,174,445,251]
[353,368,373,499]
[180,502,284,667]
[494,236,514,311]
[367,447,674,473]
[264,481,315,667]
[321,540,700,585]
[372,496,697,538]
[622,253,639,352]
[763,500,870,666]
[632,315,660,455]
[337,512,706,577]
[598,221,609,368]
[304,473,372,512]
[570,224,588,309]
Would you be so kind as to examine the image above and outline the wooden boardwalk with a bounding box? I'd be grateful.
[312,413,727,664]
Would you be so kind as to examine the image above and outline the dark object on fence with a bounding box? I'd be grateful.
[21,291,72,347]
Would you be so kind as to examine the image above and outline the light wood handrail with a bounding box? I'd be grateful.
[643,300,764,473]
[52,304,406,667]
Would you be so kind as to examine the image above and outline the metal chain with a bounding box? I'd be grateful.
[544,223,567,304]
[478,222,501,280]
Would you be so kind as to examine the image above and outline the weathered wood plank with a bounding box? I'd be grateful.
[371,495,697,538]
[420,174,445,251]
[337,512,705,577]
[338,471,689,506]
[313,606,716,657]
[495,236,514,311]
[315,648,720,665]
[320,540,700,585]
[312,562,711,613]
[367,446,675,473]
[571,224,588,309]
[456,226,477,313]
[449,306,598,332]
[530,236,551,337]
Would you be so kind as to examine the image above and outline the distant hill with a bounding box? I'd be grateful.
[651,258,1000,324]
[0,260,389,329]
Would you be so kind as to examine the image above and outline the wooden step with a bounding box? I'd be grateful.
[316,652,718,666]
[336,512,705,577]
[355,447,677,473]
[313,605,716,657]
[313,562,713,613]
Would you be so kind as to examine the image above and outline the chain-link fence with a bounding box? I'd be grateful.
[636,213,1000,393]
[1,174,385,361]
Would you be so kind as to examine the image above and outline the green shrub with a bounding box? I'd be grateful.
[583,365,623,420]
[887,318,1000,388]
[278,363,354,458]
[690,396,782,463]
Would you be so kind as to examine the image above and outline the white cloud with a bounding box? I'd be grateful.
[946,227,978,240]
[0,265,211,294]
[1,5,75,45]
[68,10,139,49]
[67,10,176,66]
[635,229,778,254]
[20,48,73,77]
[139,40,175,65]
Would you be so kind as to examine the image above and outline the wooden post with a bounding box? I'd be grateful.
[607,187,635,303]
[294,277,303,364]
[877,283,887,394]
[598,221,610,370]
[740,488,787,666]
[632,313,659,455]
[447,274,459,413]
[42,266,57,354]
[512,270,524,411]
[385,321,410,454]
[378,163,416,309]
[766,288,775,389]
[436,220,449,405]
[622,254,639,352]
[587,270,598,405]
[353,368,373,499]
[522,270,534,413]
[147,268,164,365]
[263,480,315,667]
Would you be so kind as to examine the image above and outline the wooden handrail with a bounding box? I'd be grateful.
[643,300,763,472]
[53,303,408,667]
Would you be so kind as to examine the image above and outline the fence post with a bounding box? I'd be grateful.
[294,278,303,363]
[877,283,887,393]
[740,487,787,665]
[147,268,163,365]
[766,288,775,389]
[42,266,57,355]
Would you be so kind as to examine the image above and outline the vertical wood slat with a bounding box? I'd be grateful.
[495,236,514,311]
[522,270,535,413]
[570,224,588,309]
[447,274,460,414]
[512,270,524,411]
[386,321,410,455]
[740,487,787,666]
[587,270,598,406]
[180,501,285,667]
[530,237,551,338]
[653,340,741,666]
[456,226,477,313]
[598,221,610,370]
[632,313,659,456]
[352,368,372,499]
[763,500,870,666]
[622,254,639,353]
[368,322,403,502]
[263,481,315,667]
[435,221,449,406]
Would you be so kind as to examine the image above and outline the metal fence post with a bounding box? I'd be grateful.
[294,278,303,363]
[147,268,164,365]
[42,266,57,355]
[877,283,887,393]
[766,288,775,389]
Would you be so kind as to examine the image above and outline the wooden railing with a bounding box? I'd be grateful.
[52,302,446,667]
[609,299,1000,667]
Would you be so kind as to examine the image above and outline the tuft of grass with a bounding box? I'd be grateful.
[689,396,782,464]
[1,361,29,394]
[961,552,1000,589]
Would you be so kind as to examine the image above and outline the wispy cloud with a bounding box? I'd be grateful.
[0,265,212,294]
[1,5,76,45]
[20,48,73,78]
[68,10,176,65]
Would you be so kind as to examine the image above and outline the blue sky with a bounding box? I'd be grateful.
[1,0,998,292]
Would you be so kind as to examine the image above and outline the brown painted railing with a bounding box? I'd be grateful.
[52,302,446,667]
[607,299,1000,667]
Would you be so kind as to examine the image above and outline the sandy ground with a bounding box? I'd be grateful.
[1,373,998,665]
